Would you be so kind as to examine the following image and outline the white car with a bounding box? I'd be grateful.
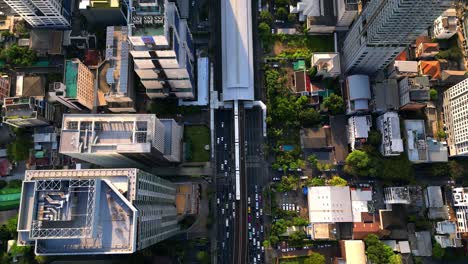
[224,160,227,165]
[225,172,228,177]
[221,136,224,142]
[256,201,259,209]
[249,223,252,229]
[217,198,220,204]
[221,208,224,214]
[260,226,264,233]
[256,211,259,218]
[221,164,224,170]
[217,138,220,144]
[260,209,263,216]
[232,202,235,210]
[255,194,259,201]
[221,122,224,128]
[248,197,251,204]
[224,144,227,150]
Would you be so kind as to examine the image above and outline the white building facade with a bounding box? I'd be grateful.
[433,8,458,39]
[376,112,403,156]
[342,0,452,74]
[3,0,71,28]
[443,78,468,156]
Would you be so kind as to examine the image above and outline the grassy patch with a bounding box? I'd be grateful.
[0,199,20,211]
[184,125,210,162]
[279,256,307,264]
[0,187,21,195]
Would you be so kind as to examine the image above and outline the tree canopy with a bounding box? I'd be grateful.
[432,242,445,260]
[0,44,36,66]
[328,175,347,186]
[364,234,396,264]
[275,7,288,21]
[322,94,345,115]
[303,252,326,264]
[344,150,375,177]
[259,10,273,25]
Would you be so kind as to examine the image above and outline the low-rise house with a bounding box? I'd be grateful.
[424,186,449,220]
[419,60,442,80]
[433,8,458,39]
[346,75,371,114]
[410,231,433,257]
[435,221,462,248]
[371,78,399,113]
[300,127,334,164]
[350,188,372,223]
[384,187,412,205]
[376,112,404,156]
[388,60,419,79]
[2,97,56,128]
[336,240,367,264]
[307,186,353,223]
[440,70,467,85]
[30,126,60,169]
[330,115,350,164]
[347,115,371,151]
[0,75,10,102]
[404,120,448,163]
[399,76,430,111]
[311,53,341,78]
[292,70,311,96]
[416,42,440,59]
[29,30,63,56]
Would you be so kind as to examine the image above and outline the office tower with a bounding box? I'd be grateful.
[3,0,71,28]
[17,168,179,255]
[443,78,468,156]
[59,114,182,168]
[342,0,452,74]
[129,0,195,99]
[49,59,97,111]
[2,97,56,127]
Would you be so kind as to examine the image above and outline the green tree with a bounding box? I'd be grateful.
[289,230,306,243]
[432,163,448,177]
[303,252,326,264]
[449,160,463,180]
[380,154,414,182]
[196,251,210,264]
[299,108,321,127]
[288,13,297,23]
[389,254,403,264]
[430,89,438,101]
[263,239,271,248]
[322,94,345,115]
[292,217,309,226]
[328,175,347,186]
[364,234,395,264]
[345,150,375,177]
[306,177,325,187]
[6,214,18,236]
[269,235,279,246]
[317,162,334,172]
[307,66,317,78]
[0,44,36,66]
[7,129,33,162]
[275,7,288,21]
[271,219,289,235]
[0,180,6,189]
[259,10,274,25]
[437,130,447,139]
[258,22,271,43]
[367,130,382,147]
[307,155,318,169]
[432,242,445,260]
[436,47,462,60]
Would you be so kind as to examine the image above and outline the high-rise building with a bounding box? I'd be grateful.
[79,0,129,26]
[342,0,452,74]
[443,78,468,156]
[3,0,71,28]
[129,0,195,99]
[59,114,182,168]
[49,59,98,111]
[17,168,179,255]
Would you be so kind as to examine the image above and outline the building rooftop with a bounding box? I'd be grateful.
[312,53,341,76]
[419,60,441,80]
[372,79,399,112]
[64,60,78,98]
[343,240,366,264]
[59,114,162,155]
[103,26,130,98]
[307,186,352,223]
[30,30,63,55]
[16,76,45,97]
[404,120,428,162]
[391,60,418,75]
[17,169,139,255]
[425,186,444,208]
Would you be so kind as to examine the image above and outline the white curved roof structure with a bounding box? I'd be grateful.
[221,0,255,101]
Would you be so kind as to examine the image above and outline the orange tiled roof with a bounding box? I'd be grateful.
[395,51,407,61]
[420,60,441,79]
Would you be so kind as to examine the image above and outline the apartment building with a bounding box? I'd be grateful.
[79,0,129,26]
[59,114,182,168]
[433,8,458,39]
[342,0,451,74]
[129,0,195,99]
[16,168,179,255]
[49,59,97,111]
[2,97,56,127]
[452,188,468,235]
[3,0,71,28]
[99,26,136,112]
[376,112,404,156]
[443,78,468,156]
